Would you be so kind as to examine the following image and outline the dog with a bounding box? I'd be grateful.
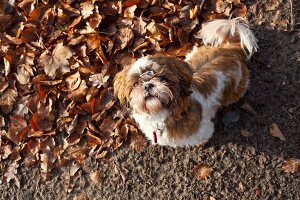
[114,17,258,147]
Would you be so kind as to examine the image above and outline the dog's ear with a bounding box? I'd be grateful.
[179,78,192,96]
[113,65,131,107]
[175,60,192,96]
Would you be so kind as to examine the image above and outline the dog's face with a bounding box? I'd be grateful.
[114,56,193,115]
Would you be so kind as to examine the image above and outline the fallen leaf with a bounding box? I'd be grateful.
[0,115,5,128]
[14,95,30,117]
[0,88,18,114]
[1,144,13,159]
[39,43,74,79]
[114,27,134,51]
[15,64,31,85]
[80,2,94,19]
[240,130,253,137]
[270,123,286,141]
[89,73,110,89]
[74,192,88,200]
[129,124,148,151]
[241,102,257,115]
[0,81,9,92]
[282,158,300,173]
[63,71,82,91]
[192,163,213,180]
[124,5,137,18]
[40,149,56,179]
[89,171,102,184]
[4,162,20,188]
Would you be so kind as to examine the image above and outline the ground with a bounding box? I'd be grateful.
[0,0,300,199]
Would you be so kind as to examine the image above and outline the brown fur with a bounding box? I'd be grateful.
[189,43,249,106]
[166,99,202,139]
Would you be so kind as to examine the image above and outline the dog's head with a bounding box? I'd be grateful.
[114,55,193,115]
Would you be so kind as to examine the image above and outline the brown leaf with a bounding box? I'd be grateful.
[240,130,253,137]
[100,116,122,135]
[1,144,12,159]
[80,2,94,19]
[15,65,31,85]
[124,5,137,18]
[114,27,134,51]
[74,192,89,200]
[270,123,286,141]
[86,131,103,147]
[241,102,257,115]
[63,71,82,92]
[0,115,5,128]
[132,17,147,37]
[192,163,213,180]
[190,5,200,19]
[39,43,74,79]
[128,120,148,151]
[89,73,110,89]
[4,162,20,188]
[89,171,102,184]
[67,80,88,100]
[0,81,9,92]
[122,0,140,7]
[0,88,18,114]
[282,158,300,173]
[40,148,56,179]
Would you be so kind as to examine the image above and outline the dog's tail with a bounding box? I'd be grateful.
[198,17,258,59]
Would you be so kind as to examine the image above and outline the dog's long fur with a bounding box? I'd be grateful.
[114,18,258,147]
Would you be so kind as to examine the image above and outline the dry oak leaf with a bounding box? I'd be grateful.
[192,163,213,180]
[63,71,81,91]
[89,73,109,88]
[114,27,134,51]
[0,88,18,114]
[282,158,300,173]
[15,64,31,85]
[270,123,286,141]
[80,1,94,19]
[4,162,20,188]
[39,43,74,79]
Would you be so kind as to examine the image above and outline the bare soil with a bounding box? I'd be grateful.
[1,0,300,199]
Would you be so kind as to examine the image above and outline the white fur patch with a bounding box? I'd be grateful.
[185,46,198,63]
[127,57,154,77]
[198,17,258,59]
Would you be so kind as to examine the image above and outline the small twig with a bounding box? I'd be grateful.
[289,0,295,31]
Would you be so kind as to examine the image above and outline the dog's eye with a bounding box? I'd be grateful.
[157,76,166,81]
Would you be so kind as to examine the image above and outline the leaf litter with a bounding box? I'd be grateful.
[0,0,252,184]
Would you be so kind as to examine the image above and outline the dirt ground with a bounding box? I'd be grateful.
[1,0,300,199]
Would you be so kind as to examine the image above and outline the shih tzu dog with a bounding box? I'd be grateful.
[114,18,258,147]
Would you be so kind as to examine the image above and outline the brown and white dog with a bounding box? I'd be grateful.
[114,18,258,147]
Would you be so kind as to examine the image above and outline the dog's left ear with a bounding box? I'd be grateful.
[175,60,192,96]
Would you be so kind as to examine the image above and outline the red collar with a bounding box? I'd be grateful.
[153,131,157,143]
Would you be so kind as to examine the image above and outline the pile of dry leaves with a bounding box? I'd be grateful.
[0,0,296,184]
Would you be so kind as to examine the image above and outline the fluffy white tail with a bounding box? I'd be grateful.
[198,17,258,59]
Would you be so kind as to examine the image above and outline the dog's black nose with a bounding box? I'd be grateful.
[144,83,154,91]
